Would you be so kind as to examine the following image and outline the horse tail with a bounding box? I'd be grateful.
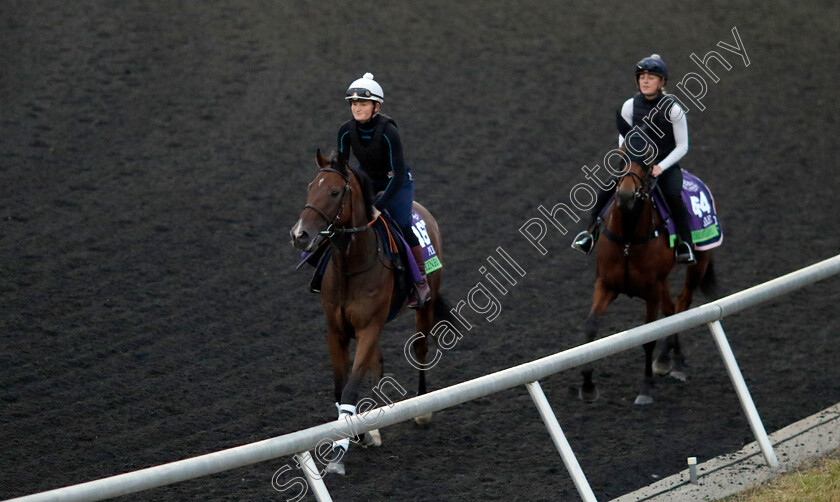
[429,295,457,349]
[433,295,456,322]
[699,258,718,299]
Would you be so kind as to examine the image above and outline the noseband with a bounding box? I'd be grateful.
[303,168,352,238]
[602,163,666,254]
[620,166,656,202]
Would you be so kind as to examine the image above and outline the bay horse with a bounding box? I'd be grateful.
[290,150,449,474]
[579,148,717,405]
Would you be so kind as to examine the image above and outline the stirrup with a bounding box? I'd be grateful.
[675,242,696,264]
[571,230,594,255]
[408,277,430,309]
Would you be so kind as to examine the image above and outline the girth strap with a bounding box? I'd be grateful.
[601,226,663,246]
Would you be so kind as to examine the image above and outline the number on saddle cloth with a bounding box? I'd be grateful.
[410,211,442,275]
[653,170,724,251]
[378,209,443,277]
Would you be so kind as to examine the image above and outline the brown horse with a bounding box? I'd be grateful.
[290,150,448,474]
[579,151,716,405]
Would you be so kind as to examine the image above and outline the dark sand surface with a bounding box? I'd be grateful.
[2,1,839,500]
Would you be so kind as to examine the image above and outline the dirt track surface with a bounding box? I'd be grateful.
[2,1,839,501]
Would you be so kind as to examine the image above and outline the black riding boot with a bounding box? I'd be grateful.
[571,185,614,255]
[673,206,696,264]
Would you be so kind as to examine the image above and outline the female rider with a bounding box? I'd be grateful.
[572,54,696,264]
[337,73,430,307]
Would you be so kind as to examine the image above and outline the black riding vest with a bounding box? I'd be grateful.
[344,114,398,183]
[632,92,682,167]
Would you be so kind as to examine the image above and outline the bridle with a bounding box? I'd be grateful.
[602,162,665,255]
[303,167,352,239]
[619,163,657,203]
[302,167,376,239]
[299,166,387,277]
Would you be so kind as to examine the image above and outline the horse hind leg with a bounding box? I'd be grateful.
[634,341,657,405]
[665,335,687,382]
[360,344,384,448]
[578,314,601,402]
[411,302,437,425]
[657,255,712,382]
[652,282,684,380]
[635,296,662,405]
[653,334,687,382]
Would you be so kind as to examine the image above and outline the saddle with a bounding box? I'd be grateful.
[652,170,723,250]
[300,211,420,323]
[597,173,723,252]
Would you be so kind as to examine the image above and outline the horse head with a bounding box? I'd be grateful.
[615,154,653,213]
[615,118,656,214]
[290,150,361,252]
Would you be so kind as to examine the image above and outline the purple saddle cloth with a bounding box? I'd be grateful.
[652,169,723,250]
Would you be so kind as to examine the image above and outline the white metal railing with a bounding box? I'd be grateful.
[7,254,840,502]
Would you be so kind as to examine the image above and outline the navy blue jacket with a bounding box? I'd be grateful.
[337,114,408,210]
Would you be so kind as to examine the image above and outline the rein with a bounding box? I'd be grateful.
[302,167,378,238]
[300,166,383,277]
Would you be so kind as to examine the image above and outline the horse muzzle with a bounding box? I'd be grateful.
[290,220,321,252]
[615,189,637,212]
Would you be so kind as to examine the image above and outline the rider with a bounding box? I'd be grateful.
[337,72,430,307]
[572,54,696,264]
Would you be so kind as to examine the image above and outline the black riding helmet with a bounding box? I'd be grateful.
[635,54,668,84]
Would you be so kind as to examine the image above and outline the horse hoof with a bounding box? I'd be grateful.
[634,394,654,405]
[578,386,600,403]
[414,413,433,425]
[362,429,382,447]
[669,370,687,382]
[652,358,671,376]
[325,461,345,476]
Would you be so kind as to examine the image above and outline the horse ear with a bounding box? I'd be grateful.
[315,148,330,169]
[328,150,350,175]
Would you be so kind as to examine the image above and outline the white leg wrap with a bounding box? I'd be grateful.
[333,437,350,452]
[337,403,357,418]
[332,403,357,453]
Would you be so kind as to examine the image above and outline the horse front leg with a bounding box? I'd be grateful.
[326,322,350,407]
[579,279,617,402]
[325,323,382,476]
[322,320,352,476]
[635,296,661,405]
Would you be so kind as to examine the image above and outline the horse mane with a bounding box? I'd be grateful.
[329,151,375,221]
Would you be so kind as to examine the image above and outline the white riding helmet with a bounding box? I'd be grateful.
[345,72,384,103]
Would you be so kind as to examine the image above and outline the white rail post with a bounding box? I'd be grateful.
[707,320,779,468]
[526,381,598,502]
[293,451,333,502]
